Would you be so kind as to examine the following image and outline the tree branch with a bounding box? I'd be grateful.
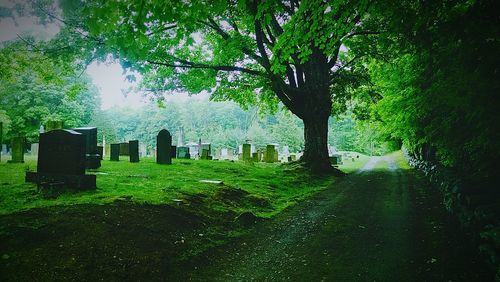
[341,31,381,41]
[254,21,271,70]
[198,19,264,66]
[146,24,177,37]
[146,60,263,76]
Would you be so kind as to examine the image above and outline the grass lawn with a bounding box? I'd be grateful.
[0,153,369,218]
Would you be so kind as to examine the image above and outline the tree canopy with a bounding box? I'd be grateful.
[39,0,380,172]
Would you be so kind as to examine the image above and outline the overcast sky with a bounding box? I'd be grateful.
[0,0,151,110]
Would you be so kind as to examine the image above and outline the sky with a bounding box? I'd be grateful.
[85,61,149,110]
[0,0,153,110]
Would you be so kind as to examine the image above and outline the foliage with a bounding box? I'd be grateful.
[91,100,384,154]
[0,40,100,142]
[364,0,500,178]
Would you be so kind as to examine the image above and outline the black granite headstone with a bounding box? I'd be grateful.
[119,142,129,156]
[97,146,103,160]
[110,144,120,161]
[157,129,172,164]
[129,140,139,163]
[171,145,177,159]
[72,127,100,169]
[25,129,96,189]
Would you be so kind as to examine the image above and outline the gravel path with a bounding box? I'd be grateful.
[183,156,492,281]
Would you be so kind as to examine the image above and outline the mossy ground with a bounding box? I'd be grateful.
[0,152,370,281]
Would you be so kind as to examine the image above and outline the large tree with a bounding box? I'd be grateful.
[50,0,375,172]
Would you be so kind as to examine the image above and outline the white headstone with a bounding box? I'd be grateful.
[30,143,39,155]
[139,143,147,157]
[102,135,106,158]
[282,145,290,156]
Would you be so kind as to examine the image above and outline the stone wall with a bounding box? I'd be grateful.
[404,148,500,279]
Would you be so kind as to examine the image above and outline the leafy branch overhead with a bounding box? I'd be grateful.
[47,1,378,113]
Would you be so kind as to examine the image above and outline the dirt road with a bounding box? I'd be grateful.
[183,156,492,281]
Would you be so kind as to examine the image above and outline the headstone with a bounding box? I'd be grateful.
[282,146,290,157]
[157,129,172,164]
[198,138,202,157]
[8,137,24,163]
[290,154,297,161]
[252,152,259,162]
[200,143,212,160]
[328,145,337,157]
[330,154,343,165]
[102,135,106,158]
[183,142,201,158]
[105,144,111,159]
[72,127,100,169]
[1,144,7,156]
[110,144,120,161]
[129,140,139,162]
[25,129,96,189]
[139,143,147,157]
[201,149,212,160]
[31,143,39,155]
[177,126,185,147]
[265,145,278,163]
[119,142,129,156]
[97,146,103,160]
[39,125,45,134]
[177,146,190,159]
[242,144,251,161]
[171,145,177,159]
[259,150,265,162]
[45,120,64,132]
[221,148,228,159]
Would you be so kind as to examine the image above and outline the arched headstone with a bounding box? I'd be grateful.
[157,129,172,164]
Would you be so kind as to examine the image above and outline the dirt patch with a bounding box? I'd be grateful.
[0,203,212,281]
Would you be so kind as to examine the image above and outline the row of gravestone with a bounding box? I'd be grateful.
[107,130,215,164]
[23,128,180,190]
[241,144,284,163]
[17,125,292,191]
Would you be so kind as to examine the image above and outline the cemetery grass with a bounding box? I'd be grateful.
[0,153,369,280]
[0,153,368,217]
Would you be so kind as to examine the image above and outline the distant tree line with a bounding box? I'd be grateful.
[91,101,387,155]
[0,40,100,143]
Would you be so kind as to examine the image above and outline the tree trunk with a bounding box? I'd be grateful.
[302,113,332,173]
